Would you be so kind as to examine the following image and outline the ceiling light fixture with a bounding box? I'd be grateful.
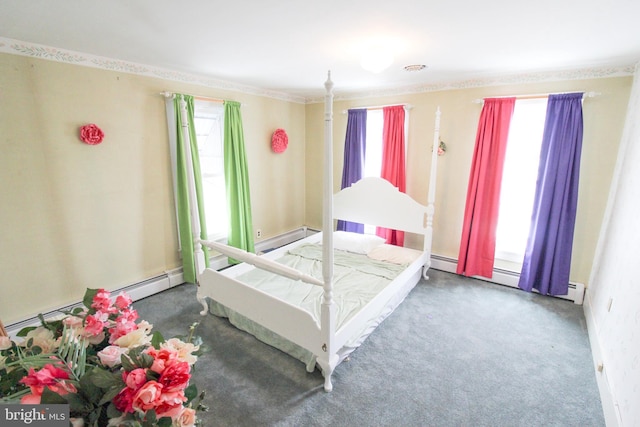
[404,64,427,72]
[360,45,394,73]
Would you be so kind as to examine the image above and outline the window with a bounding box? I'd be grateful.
[362,108,408,234]
[193,101,228,241]
[495,98,548,265]
[364,109,384,178]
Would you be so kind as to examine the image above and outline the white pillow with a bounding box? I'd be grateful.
[367,244,423,265]
[333,231,385,254]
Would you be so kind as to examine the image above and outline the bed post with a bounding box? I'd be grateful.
[423,106,441,280]
[317,71,338,392]
[178,96,207,303]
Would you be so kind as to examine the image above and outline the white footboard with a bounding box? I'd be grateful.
[197,268,323,356]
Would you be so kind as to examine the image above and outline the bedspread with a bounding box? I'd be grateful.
[208,243,408,370]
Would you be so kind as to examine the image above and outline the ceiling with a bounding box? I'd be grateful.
[1,0,639,101]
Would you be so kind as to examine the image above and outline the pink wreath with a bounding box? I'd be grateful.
[271,128,288,153]
[80,124,104,145]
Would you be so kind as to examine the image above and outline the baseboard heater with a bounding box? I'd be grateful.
[5,227,312,338]
[430,254,585,305]
[5,269,183,338]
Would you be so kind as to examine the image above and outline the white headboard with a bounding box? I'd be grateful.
[333,177,428,235]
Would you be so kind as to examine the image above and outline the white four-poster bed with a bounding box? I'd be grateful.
[181,72,441,392]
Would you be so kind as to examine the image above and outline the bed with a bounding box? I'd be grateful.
[182,73,441,391]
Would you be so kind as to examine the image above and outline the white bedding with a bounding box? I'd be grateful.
[208,235,424,371]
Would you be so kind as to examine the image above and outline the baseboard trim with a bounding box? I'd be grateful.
[209,227,311,270]
[5,227,310,338]
[431,254,585,304]
[5,268,184,338]
[583,289,622,426]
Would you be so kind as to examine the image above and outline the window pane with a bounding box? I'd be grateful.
[495,98,547,264]
[364,109,383,178]
[363,110,383,234]
[194,101,228,241]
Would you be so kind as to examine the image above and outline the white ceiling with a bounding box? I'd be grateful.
[1,0,639,100]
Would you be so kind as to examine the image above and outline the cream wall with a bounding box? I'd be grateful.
[585,64,640,426]
[0,53,306,324]
[305,76,632,288]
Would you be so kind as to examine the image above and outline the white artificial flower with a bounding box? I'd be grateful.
[161,338,200,365]
[113,320,153,349]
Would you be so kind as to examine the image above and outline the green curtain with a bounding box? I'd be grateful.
[224,100,255,261]
[175,95,210,282]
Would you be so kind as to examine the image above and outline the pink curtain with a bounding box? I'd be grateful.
[377,105,406,246]
[456,98,515,277]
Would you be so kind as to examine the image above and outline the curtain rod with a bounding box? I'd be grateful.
[341,103,413,114]
[472,91,600,104]
[160,91,245,106]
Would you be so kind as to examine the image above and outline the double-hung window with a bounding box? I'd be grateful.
[193,100,228,241]
[495,98,547,268]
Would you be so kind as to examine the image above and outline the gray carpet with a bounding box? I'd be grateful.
[133,269,605,427]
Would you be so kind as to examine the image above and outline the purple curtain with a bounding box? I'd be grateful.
[337,109,367,233]
[518,93,584,296]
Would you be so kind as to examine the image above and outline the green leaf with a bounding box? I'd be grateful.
[64,391,92,413]
[146,369,159,382]
[87,367,121,389]
[121,353,135,372]
[55,325,87,379]
[106,402,122,419]
[83,288,101,309]
[16,326,36,337]
[157,416,173,427]
[79,372,105,404]
[122,346,154,370]
[151,331,165,349]
[184,384,198,402]
[98,385,121,406]
[40,387,69,404]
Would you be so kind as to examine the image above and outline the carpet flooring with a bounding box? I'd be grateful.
[133,269,605,427]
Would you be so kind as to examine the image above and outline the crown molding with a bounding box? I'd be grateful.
[0,37,307,104]
[306,63,637,104]
[1,37,635,105]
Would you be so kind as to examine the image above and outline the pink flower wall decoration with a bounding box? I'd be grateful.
[271,128,288,153]
[80,123,105,145]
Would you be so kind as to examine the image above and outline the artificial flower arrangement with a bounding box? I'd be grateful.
[0,288,206,426]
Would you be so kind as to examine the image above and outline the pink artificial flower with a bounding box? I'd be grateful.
[62,314,84,329]
[114,291,133,310]
[145,347,179,374]
[97,345,128,368]
[123,368,148,390]
[79,123,104,145]
[91,289,117,314]
[118,307,138,323]
[160,338,199,366]
[175,407,197,427]
[154,390,186,419]
[20,392,43,404]
[158,360,191,392]
[19,364,77,404]
[113,386,137,414]
[84,313,107,337]
[108,318,138,344]
[131,381,164,413]
[20,364,70,388]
